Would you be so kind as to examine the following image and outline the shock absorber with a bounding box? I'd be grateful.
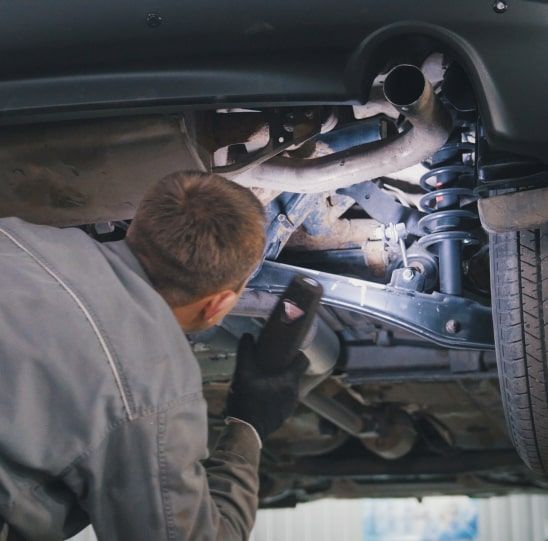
[418,129,480,296]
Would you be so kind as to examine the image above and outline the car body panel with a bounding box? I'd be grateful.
[1,1,548,161]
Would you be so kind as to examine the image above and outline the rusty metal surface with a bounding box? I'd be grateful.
[478,187,548,233]
[231,66,453,193]
[286,219,380,251]
[0,116,203,226]
[196,111,269,154]
[359,379,509,450]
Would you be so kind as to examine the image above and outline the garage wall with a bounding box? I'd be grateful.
[477,495,548,541]
[68,495,548,541]
[250,498,364,541]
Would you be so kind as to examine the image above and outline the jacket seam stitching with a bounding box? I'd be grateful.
[157,410,177,539]
[58,393,205,479]
[0,226,135,420]
[133,391,204,418]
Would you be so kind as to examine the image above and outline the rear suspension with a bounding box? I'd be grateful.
[418,128,479,295]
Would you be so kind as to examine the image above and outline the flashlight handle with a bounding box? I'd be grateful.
[255,275,323,373]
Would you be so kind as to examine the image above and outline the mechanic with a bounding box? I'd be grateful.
[0,171,308,541]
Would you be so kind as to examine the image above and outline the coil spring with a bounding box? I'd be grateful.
[417,139,479,295]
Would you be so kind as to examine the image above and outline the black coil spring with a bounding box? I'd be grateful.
[417,139,480,295]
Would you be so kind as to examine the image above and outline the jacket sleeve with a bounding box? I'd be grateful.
[62,393,260,541]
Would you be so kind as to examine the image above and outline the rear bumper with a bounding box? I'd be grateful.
[2,1,548,161]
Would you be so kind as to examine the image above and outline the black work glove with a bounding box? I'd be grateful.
[225,333,309,442]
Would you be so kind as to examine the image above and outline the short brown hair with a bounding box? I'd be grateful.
[127,171,265,305]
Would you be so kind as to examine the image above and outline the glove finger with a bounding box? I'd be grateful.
[287,352,310,378]
[235,333,256,373]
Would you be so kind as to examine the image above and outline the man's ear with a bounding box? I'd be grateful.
[201,289,239,325]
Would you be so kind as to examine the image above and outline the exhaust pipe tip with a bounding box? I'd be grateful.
[383,64,427,108]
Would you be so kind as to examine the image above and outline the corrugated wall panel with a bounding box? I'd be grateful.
[477,495,548,541]
[250,499,364,541]
[68,495,548,541]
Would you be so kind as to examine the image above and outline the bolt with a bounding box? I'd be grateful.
[277,214,293,228]
[146,12,163,28]
[402,268,415,281]
[493,0,507,13]
[445,319,461,334]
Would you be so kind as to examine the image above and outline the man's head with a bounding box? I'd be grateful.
[126,171,265,332]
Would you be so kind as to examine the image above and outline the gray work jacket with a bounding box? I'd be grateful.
[0,218,260,541]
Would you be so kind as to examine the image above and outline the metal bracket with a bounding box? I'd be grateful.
[338,181,424,237]
[249,260,494,350]
[264,193,321,259]
[389,267,426,291]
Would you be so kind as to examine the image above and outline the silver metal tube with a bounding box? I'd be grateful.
[233,291,367,438]
[301,391,365,436]
[231,65,452,193]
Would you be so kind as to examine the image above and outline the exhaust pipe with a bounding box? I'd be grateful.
[233,291,357,428]
[231,65,453,193]
[232,290,417,459]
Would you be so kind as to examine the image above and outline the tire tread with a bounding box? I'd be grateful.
[490,225,548,475]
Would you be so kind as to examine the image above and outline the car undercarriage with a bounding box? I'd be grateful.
[2,0,548,508]
[189,60,547,503]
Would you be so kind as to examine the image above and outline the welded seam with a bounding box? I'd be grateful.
[0,227,134,420]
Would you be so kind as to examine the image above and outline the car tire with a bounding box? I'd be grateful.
[490,225,548,475]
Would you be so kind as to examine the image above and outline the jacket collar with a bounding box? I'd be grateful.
[104,240,154,287]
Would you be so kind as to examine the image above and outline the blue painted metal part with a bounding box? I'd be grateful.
[249,260,494,350]
[315,119,383,153]
[264,193,322,260]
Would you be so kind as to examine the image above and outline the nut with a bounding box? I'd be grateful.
[445,319,461,334]
[402,268,415,281]
[493,0,508,13]
[146,12,163,28]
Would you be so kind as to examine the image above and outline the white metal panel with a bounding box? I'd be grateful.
[68,529,97,541]
[68,495,548,541]
[477,495,548,541]
[250,499,364,541]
